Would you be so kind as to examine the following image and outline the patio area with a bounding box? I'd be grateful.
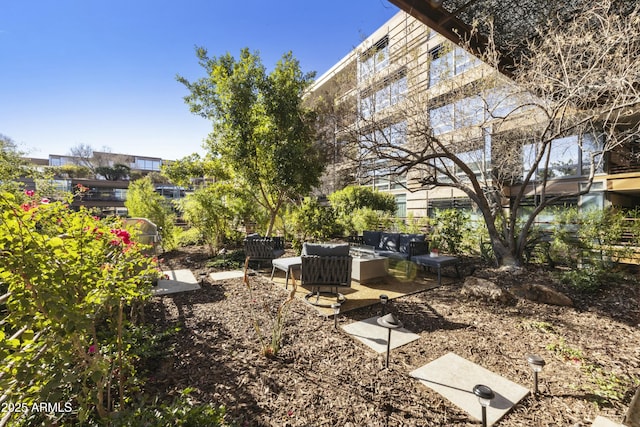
[145,245,639,426]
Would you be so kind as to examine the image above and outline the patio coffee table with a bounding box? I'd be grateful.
[351,256,388,284]
[270,256,301,289]
[411,254,460,286]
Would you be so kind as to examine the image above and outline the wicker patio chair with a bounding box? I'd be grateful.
[243,235,285,269]
[301,243,352,307]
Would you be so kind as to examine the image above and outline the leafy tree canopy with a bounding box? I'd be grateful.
[178,48,326,235]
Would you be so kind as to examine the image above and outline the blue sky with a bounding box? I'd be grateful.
[0,0,399,160]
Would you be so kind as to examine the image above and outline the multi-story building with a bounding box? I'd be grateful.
[309,9,640,221]
[25,152,182,216]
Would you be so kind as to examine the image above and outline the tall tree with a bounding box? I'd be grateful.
[178,48,326,235]
[345,1,640,267]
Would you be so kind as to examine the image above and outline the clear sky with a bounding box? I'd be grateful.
[1,0,400,161]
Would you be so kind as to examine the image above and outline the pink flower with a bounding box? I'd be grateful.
[88,344,96,354]
[109,228,132,245]
[40,198,50,204]
[24,190,35,197]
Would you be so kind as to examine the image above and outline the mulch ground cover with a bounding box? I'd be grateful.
[143,245,640,426]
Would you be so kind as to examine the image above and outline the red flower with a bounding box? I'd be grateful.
[24,190,35,197]
[88,344,97,354]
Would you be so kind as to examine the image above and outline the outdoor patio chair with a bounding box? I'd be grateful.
[243,235,285,269]
[301,243,352,307]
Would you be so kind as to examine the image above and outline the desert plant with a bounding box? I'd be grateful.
[242,258,296,358]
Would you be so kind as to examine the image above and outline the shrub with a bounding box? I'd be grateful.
[0,191,161,424]
[328,186,396,234]
[288,197,341,243]
[430,209,469,254]
[176,227,205,247]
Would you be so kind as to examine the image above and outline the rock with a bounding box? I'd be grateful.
[511,283,573,307]
[461,276,516,304]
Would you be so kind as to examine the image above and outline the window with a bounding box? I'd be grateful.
[523,134,601,180]
[429,45,480,87]
[359,69,407,118]
[429,104,454,135]
[395,194,407,218]
[581,134,604,175]
[114,188,128,201]
[134,158,161,171]
[454,96,484,129]
[359,36,389,82]
[428,45,452,87]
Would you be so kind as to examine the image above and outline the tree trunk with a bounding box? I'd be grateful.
[490,236,521,267]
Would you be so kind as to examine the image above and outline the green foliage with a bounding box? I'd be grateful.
[395,212,430,234]
[0,134,41,196]
[288,198,341,243]
[178,48,325,236]
[0,191,161,424]
[179,184,234,255]
[430,209,470,254]
[161,154,228,189]
[328,186,396,234]
[546,336,638,406]
[351,207,393,234]
[206,249,246,271]
[176,227,205,247]
[54,164,92,179]
[125,176,177,250]
[111,390,229,426]
[557,266,625,293]
[95,163,131,181]
[548,207,634,291]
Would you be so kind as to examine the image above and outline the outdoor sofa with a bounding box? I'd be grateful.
[349,231,429,260]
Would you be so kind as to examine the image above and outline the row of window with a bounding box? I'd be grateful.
[48,156,162,171]
[432,133,603,182]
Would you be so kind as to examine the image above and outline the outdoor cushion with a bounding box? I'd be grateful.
[398,233,426,254]
[378,232,400,251]
[363,231,382,247]
[302,242,350,257]
[375,250,409,260]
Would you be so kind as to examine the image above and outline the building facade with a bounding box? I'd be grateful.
[309,10,640,221]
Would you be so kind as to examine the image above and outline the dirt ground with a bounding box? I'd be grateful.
[144,246,640,426]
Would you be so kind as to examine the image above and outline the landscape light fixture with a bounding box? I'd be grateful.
[473,384,495,427]
[377,313,403,368]
[331,303,341,330]
[379,294,389,316]
[526,354,546,394]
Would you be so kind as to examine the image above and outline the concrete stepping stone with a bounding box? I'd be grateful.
[341,315,420,353]
[592,416,625,427]
[152,269,201,295]
[209,270,245,281]
[410,352,529,426]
